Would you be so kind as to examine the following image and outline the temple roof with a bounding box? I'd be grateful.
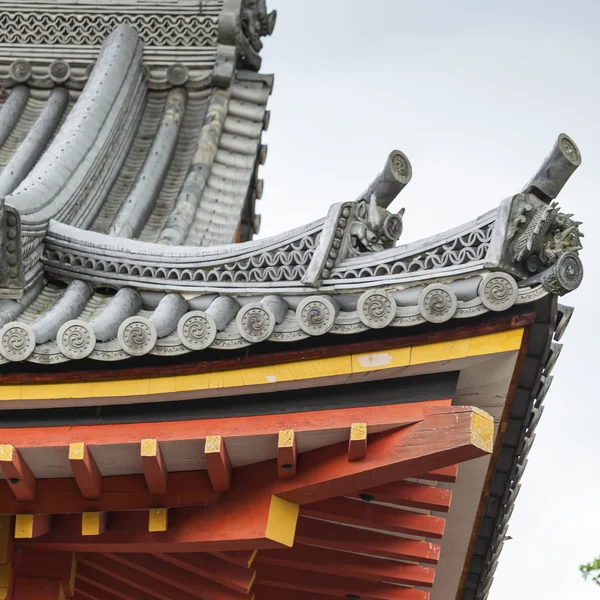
[0,2,584,366]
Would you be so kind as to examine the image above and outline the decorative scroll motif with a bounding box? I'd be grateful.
[357,290,397,329]
[0,199,24,299]
[177,311,217,350]
[540,252,584,296]
[43,232,318,286]
[0,323,35,361]
[56,320,95,360]
[508,198,583,275]
[238,0,276,70]
[478,273,518,312]
[118,316,157,356]
[236,304,275,343]
[334,222,493,280]
[296,296,337,336]
[0,12,218,47]
[418,284,457,323]
[349,196,405,257]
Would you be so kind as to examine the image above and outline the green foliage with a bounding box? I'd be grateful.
[580,557,600,586]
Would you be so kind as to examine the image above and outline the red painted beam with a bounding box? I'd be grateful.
[209,550,257,568]
[295,517,440,564]
[141,439,168,496]
[277,429,297,478]
[15,505,283,554]
[350,480,452,513]
[69,444,102,500]
[0,471,218,515]
[205,436,232,492]
[77,566,147,600]
[77,555,200,600]
[13,576,64,600]
[256,544,436,587]
[0,401,445,449]
[418,465,459,483]
[255,566,430,600]
[13,548,75,596]
[158,552,255,594]
[105,553,249,600]
[301,497,445,538]
[0,446,36,502]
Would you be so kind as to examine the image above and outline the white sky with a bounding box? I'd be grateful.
[258,1,600,598]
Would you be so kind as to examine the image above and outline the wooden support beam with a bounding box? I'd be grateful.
[204,436,232,492]
[295,517,440,563]
[15,498,295,553]
[140,439,168,496]
[418,464,459,483]
[76,566,148,600]
[68,444,102,500]
[13,576,65,600]
[0,446,36,502]
[158,552,256,595]
[271,405,492,505]
[0,471,218,515]
[253,584,427,600]
[348,422,367,461]
[105,553,250,600]
[0,401,445,450]
[13,549,75,597]
[255,566,429,600]
[148,508,168,532]
[81,513,106,537]
[277,430,297,478]
[14,515,51,539]
[210,550,257,569]
[256,543,435,587]
[301,497,445,538]
[351,480,452,512]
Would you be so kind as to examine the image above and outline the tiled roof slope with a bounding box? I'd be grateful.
[0,2,583,368]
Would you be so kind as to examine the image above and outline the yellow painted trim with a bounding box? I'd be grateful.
[205,435,222,454]
[0,447,13,462]
[278,429,295,448]
[68,442,85,461]
[248,569,257,592]
[0,329,524,402]
[81,512,104,536]
[14,515,33,539]
[350,422,367,441]
[247,549,258,567]
[148,508,168,532]
[141,438,158,457]
[265,496,299,548]
[471,407,495,454]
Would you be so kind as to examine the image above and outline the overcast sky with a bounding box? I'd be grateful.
[258,1,600,598]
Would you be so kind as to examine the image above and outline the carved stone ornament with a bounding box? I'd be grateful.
[238,0,277,70]
[118,316,158,356]
[236,303,275,343]
[177,310,217,351]
[56,320,96,360]
[541,252,584,296]
[0,322,35,361]
[349,195,405,257]
[508,197,583,277]
[357,289,397,329]
[418,284,458,323]
[478,273,518,312]
[297,296,338,336]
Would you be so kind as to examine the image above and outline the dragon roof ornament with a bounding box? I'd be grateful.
[0,133,585,363]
